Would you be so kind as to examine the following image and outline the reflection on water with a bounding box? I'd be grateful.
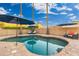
[24,36,67,56]
[0,35,68,55]
[27,40,36,45]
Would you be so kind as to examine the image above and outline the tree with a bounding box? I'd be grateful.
[46,3,49,34]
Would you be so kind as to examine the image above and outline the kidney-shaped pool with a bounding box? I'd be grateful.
[0,35,68,56]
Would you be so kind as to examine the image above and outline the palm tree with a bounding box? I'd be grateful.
[46,3,49,55]
[32,3,34,22]
[19,3,23,34]
[46,3,49,34]
[30,3,35,33]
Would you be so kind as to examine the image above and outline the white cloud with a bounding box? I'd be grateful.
[68,13,74,16]
[8,9,12,11]
[75,4,79,9]
[30,3,72,15]
[42,16,46,18]
[11,3,18,6]
[33,3,58,15]
[38,20,43,23]
[13,14,17,16]
[0,7,9,14]
[13,14,24,18]
[60,12,67,15]
[28,3,75,18]
[55,6,72,11]
[71,19,79,21]
[68,13,77,21]
[67,8,72,11]
[70,15,77,20]
[18,14,24,17]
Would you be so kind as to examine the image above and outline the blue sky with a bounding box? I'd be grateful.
[0,3,79,26]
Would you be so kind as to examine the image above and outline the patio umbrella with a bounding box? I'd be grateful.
[0,14,35,45]
[0,15,35,25]
[61,24,79,28]
[0,14,35,38]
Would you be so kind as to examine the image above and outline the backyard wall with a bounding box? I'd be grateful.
[62,27,79,34]
[0,26,79,37]
[0,28,30,37]
[36,26,65,36]
[36,26,79,36]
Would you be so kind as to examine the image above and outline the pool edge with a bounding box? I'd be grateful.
[0,34,71,56]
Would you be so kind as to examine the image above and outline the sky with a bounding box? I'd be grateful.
[0,3,79,26]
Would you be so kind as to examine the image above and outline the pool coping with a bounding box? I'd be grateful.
[0,34,78,56]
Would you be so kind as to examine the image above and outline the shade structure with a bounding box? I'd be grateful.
[58,23,77,26]
[0,15,35,25]
[58,23,79,28]
[61,24,79,28]
[0,14,35,45]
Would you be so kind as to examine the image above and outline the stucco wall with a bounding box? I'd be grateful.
[36,26,79,36]
[0,26,79,37]
[0,29,30,36]
[36,26,65,36]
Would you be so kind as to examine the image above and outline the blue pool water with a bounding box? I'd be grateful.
[0,35,68,56]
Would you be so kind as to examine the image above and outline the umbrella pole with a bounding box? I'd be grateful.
[15,18,19,46]
[19,25,22,34]
[16,25,18,37]
[15,26,18,46]
[16,18,18,37]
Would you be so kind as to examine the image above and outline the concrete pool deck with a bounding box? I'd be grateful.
[0,34,79,56]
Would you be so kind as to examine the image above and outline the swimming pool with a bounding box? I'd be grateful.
[0,35,68,56]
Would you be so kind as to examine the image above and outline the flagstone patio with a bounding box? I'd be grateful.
[0,34,79,56]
